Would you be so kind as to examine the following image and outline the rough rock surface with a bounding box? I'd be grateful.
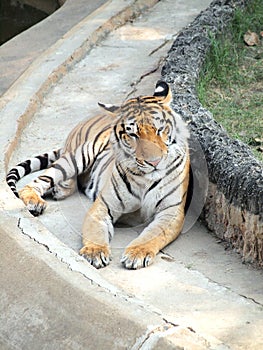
[161,0,263,265]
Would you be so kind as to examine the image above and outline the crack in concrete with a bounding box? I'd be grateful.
[131,319,222,350]
[125,57,165,99]
[16,217,182,319]
[17,217,222,349]
[17,217,51,253]
[238,294,263,308]
[16,217,122,294]
[148,35,175,56]
[162,248,263,308]
[131,322,180,350]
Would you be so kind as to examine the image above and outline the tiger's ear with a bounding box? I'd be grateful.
[98,102,119,115]
[153,81,172,105]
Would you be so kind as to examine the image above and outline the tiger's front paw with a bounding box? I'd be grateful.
[121,245,156,269]
[19,186,46,216]
[80,243,111,269]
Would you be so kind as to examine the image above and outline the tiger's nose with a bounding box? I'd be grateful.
[147,158,161,167]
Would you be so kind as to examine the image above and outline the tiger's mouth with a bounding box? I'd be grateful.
[135,157,165,173]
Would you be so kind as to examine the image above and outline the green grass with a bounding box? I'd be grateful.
[197,0,263,161]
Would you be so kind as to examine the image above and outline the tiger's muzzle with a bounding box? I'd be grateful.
[135,129,168,170]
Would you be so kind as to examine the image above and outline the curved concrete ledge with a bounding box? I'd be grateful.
[161,0,263,265]
[0,0,106,96]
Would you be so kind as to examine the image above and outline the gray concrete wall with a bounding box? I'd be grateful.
[17,0,60,14]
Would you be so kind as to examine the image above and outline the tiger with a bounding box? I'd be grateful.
[6,81,190,269]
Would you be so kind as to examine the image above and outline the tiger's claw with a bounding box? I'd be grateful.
[80,243,111,269]
[121,246,155,269]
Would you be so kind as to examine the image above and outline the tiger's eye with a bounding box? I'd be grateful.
[129,133,138,139]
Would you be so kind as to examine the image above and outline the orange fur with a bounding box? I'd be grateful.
[19,186,47,215]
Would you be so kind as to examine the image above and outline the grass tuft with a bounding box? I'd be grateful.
[197,0,263,161]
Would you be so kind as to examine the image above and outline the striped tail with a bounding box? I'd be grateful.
[6,149,61,198]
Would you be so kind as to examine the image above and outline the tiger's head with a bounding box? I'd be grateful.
[99,81,189,174]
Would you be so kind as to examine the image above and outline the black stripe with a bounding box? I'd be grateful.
[100,195,113,221]
[51,163,67,181]
[92,186,97,202]
[98,139,109,153]
[146,179,162,194]
[81,145,86,171]
[6,168,20,194]
[9,184,17,190]
[92,154,113,200]
[36,154,48,169]
[166,162,187,188]
[69,152,78,174]
[38,175,55,188]
[157,200,182,213]
[100,153,114,173]
[7,168,20,179]
[111,175,125,210]
[86,179,94,193]
[92,127,111,156]
[17,160,31,176]
[113,124,120,143]
[13,189,19,198]
[158,190,188,213]
[54,149,60,159]
[155,176,187,209]
[166,155,184,176]
[126,172,141,188]
[116,163,132,194]
[6,168,19,175]
[98,195,113,242]
[83,144,92,171]
[84,115,105,143]
[126,167,142,176]
[6,174,18,182]
[116,163,139,198]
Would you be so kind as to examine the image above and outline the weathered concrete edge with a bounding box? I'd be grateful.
[3,209,213,350]
[161,0,263,265]
[0,0,108,96]
[0,193,218,348]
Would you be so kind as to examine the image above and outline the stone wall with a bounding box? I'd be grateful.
[161,0,263,265]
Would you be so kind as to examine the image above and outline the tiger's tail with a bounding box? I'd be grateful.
[6,149,62,198]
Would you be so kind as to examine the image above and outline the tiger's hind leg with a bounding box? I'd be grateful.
[52,178,77,200]
[19,185,47,216]
[19,153,77,216]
